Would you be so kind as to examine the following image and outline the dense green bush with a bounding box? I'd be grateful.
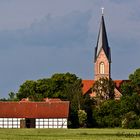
[121,111,140,129]
[78,110,87,127]
[93,100,121,127]
[92,95,140,128]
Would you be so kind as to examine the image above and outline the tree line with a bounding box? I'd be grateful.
[92,68,140,128]
[1,68,140,128]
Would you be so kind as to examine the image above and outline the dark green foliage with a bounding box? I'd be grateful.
[93,100,121,127]
[16,73,81,101]
[16,72,83,128]
[119,68,140,128]
[5,67,140,128]
[122,111,140,129]
[16,80,37,101]
[78,110,87,127]
[92,91,140,128]
[129,68,140,94]
[0,98,8,101]
[92,93,140,128]
[120,94,140,129]
[83,94,96,127]
[65,79,84,128]
[120,94,140,115]
[121,81,133,96]
[121,68,140,96]
[65,79,83,110]
[8,92,18,101]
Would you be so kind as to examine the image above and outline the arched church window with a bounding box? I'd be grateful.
[99,62,105,74]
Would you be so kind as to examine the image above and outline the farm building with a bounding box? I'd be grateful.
[0,98,69,128]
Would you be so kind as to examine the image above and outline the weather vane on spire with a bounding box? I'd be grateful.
[101,7,104,15]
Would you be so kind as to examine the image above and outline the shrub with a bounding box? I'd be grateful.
[78,110,87,127]
[93,100,121,127]
[121,111,140,129]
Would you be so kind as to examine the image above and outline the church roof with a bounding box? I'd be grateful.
[94,15,111,62]
[82,80,125,95]
[82,80,94,94]
[0,99,69,118]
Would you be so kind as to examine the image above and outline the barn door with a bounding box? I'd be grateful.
[20,119,26,128]
[25,118,35,128]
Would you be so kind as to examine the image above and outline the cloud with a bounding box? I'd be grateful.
[0,0,140,98]
[0,11,93,97]
[0,11,92,48]
[109,0,132,4]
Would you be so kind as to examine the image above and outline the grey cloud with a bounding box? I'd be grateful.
[0,0,140,98]
[0,11,92,48]
[109,0,129,4]
[0,11,92,97]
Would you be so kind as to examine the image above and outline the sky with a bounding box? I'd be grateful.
[0,0,140,98]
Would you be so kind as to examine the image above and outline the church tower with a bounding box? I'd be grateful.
[94,12,111,80]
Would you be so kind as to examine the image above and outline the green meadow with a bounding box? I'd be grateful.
[0,128,140,140]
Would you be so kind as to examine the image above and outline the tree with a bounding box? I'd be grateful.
[92,77,115,102]
[120,68,140,128]
[8,92,17,101]
[129,68,140,94]
[36,78,54,98]
[64,79,84,128]
[0,98,8,101]
[121,111,140,129]
[16,73,83,128]
[78,110,87,127]
[121,68,140,96]
[50,73,80,99]
[16,80,40,101]
[121,81,133,96]
[120,93,140,116]
[93,100,121,127]
[83,94,96,127]
[65,79,83,110]
[16,73,81,101]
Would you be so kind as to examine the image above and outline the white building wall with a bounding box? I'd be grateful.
[35,118,67,128]
[0,118,21,128]
[0,118,68,128]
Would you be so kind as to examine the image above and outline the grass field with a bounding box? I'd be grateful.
[0,128,140,140]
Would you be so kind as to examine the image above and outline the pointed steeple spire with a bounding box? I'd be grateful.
[94,14,111,62]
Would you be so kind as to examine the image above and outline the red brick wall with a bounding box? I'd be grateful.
[94,48,111,80]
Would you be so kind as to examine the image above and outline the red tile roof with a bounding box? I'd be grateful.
[82,79,126,95]
[82,80,94,94]
[0,99,69,118]
[114,80,124,89]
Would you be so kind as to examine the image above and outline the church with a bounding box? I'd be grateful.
[82,12,126,99]
[0,11,126,129]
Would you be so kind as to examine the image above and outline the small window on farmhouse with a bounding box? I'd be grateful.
[99,62,105,74]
